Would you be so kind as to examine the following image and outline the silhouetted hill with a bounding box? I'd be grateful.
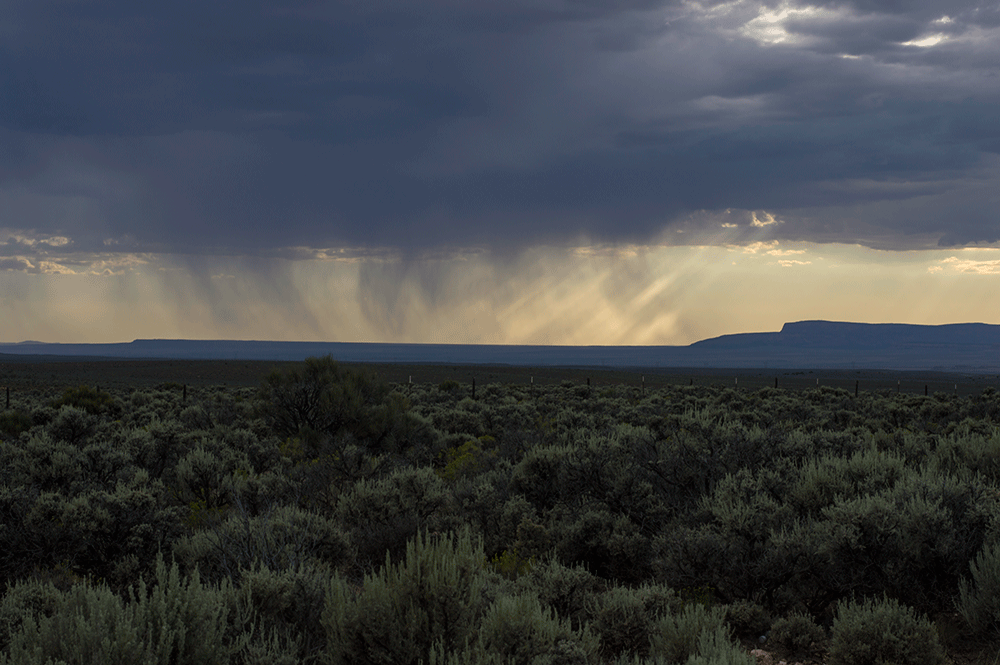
[1,321,998,371]
[688,321,1000,370]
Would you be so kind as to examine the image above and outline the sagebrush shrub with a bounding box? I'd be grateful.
[553,508,652,583]
[50,385,123,418]
[649,603,752,664]
[336,466,456,566]
[957,540,1000,638]
[1,581,143,665]
[588,586,655,658]
[0,578,62,651]
[322,528,488,665]
[228,561,329,663]
[724,599,771,639]
[174,501,350,580]
[0,410,32,439]
[828,596,946,665]
[469,592,600,665]
[518,557,606,631]
[770,612,824,652]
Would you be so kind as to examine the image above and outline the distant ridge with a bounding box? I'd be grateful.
[1,321,999,371]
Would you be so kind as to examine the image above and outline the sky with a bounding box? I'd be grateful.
[2,0,999,345]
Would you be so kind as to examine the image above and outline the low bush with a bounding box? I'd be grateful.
[724,599,771,639]
[770,611,824,653]
[518,558,606,631]
[50,385,122,418]
[828,596,946,665]
[0,578,62,651]
[469,592,600,665]
[322,528,488,665]
[0,410,32,439]
[1,558,238,665]
[957,540,1000,639]
[588,584,679,659]
[174,502,350,580]
[649,603,753,664]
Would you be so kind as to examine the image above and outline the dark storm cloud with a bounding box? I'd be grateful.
[1,0,998,254]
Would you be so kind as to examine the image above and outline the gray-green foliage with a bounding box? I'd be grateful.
[47,406,98,446]
[5,366,1000,665]
[827,596,946,665]
[257,355,425,455]
[174,501,350,580]
[723,599,771,639]
[1,557,238,665]
[227,562,331,665]
[0,470,181,588]
[467,592,600,665]
[336,466,456,565]
[648,604,753,665]
[0,578,62,651]
[173,444,240,509]
[517,558,606,631]
[769,612,824,652]
[2,580,144,665]
[322,528,488,665]
[957,540,1000,638]
[587,584,681,659]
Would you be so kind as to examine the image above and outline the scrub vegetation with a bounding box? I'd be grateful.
[1,356,999,663]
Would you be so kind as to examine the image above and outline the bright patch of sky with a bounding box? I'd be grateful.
[739,3,838,45]
[3,242,998,345]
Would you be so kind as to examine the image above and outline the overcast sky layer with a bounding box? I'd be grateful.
[2,0,999,345]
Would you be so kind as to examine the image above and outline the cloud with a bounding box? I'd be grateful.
[751,211,782,227]
[0,257,34,272]
[1,0,999,263]
[937,255,1000,274]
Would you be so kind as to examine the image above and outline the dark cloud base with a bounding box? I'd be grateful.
[2,0,999,255]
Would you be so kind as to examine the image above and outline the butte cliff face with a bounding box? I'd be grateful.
[2,321,999,370]
[687,321,1000,369]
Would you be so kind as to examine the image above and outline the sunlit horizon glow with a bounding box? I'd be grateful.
[3,237,998,346]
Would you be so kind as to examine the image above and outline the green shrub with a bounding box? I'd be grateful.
[438,380,461,394]
[724,599,771,639]
[957,540,1000,638]
[174,502,350,580]
[129,556,239,665]
[649,603,751,664]
[0,410,32,438]
[828,596,946,665]
[336,466,455,567]
[228,562,330,664]
[437,437,498,482]
[770,611,824,653]
[0,473,182,589]
[1,581,143,665]
[1,557,241,665]
[588,586,662,659]
[50,385,122,418]
[815,467,989,610]
[486,547,534,580]
[469,592,600,664]
[518,558,606,631]
[2,432,88,491]
[553,508,652,583]
[0,578,62,651]
[322,528,488,665]
[258,356,407,453]
[172,444,237,510]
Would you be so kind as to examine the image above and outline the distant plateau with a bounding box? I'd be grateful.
[2,321,999,372]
